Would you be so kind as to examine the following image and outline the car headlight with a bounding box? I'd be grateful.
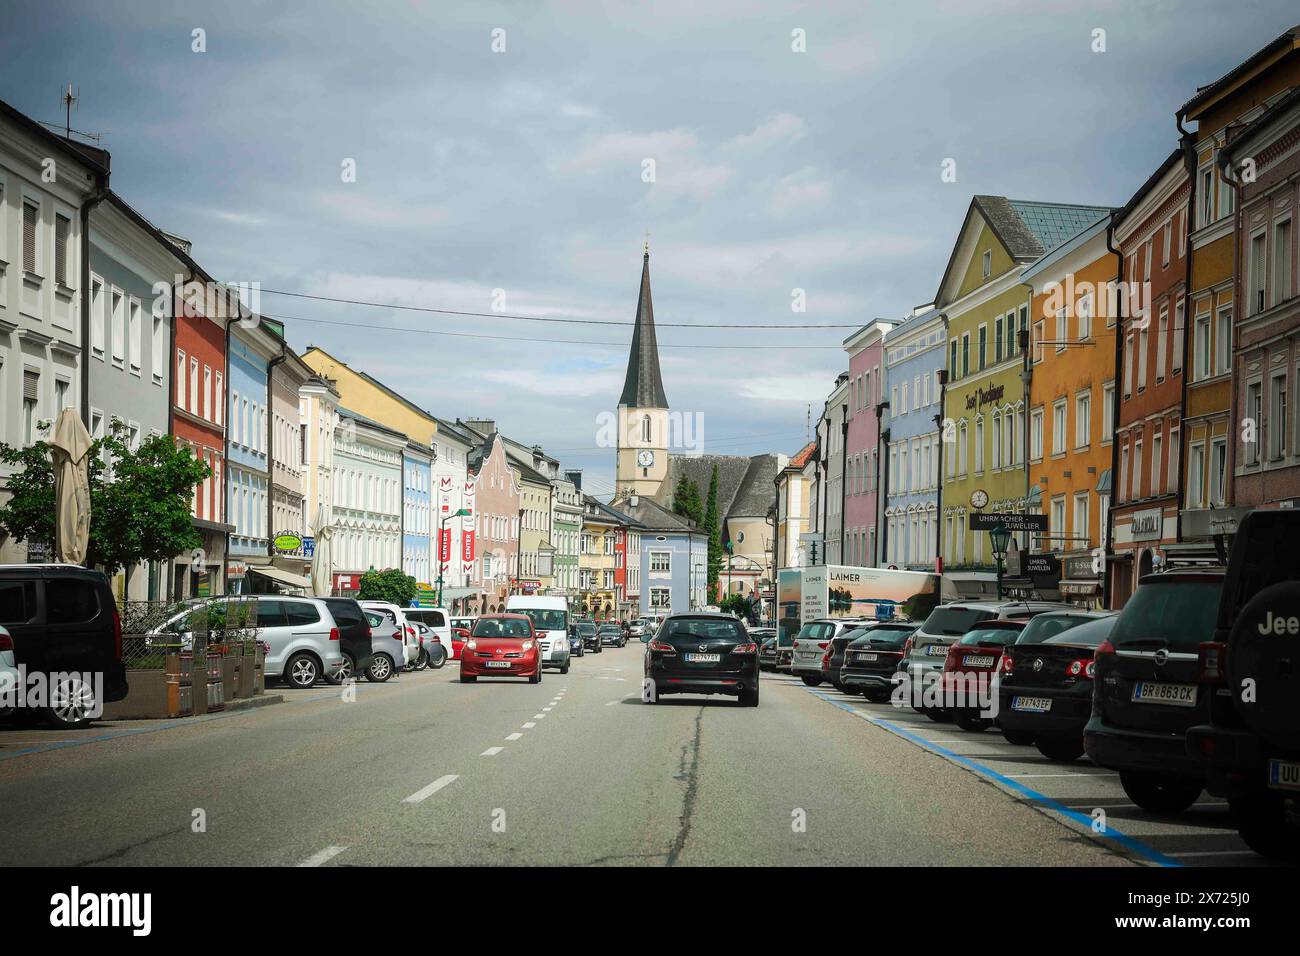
[466,639,478,650]
[522,641,534,651]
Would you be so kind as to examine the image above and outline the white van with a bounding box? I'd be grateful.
[505,595,570,673]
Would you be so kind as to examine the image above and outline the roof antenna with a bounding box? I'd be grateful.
[805,403,811,442]
[63,83,77,138]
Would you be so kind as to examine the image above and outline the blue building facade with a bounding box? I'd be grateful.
[226,326,272,590]
[882,307,945,571]
[616,497,708,615]
[402,444,433,589]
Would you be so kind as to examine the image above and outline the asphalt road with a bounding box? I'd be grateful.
[0,644,1274,866]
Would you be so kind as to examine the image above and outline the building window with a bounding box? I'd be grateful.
[641,415,651,443]
[1073,493,1089,547]
[1162,221,1172,267]
[111,289,125,366]
[982,250,991,278]
[961,334,970,376]
[650,587,671,609]
[1052,400,1066,455]
[1214,306,1232,376]
[1030,409,1044,461]
[189,357,199,411]
[1210,437,1227,507]
[1198,166,1214,227]
[1168,427,1180,495]
[1133,439,1143,499]
[1033,320,1045,364]
[1102,383,1115,443]
[1249,231,1267,315]
[129,298,142,373]
[1156,305,1168,382]
[1055,307,1068,351]
[22,369,39,444]
[54,213,70,286]
[950,340,958,379]
[1124,333,1134,397]
[978,325,987,370]
[90,276,105,358]
[1172,298,1185,372]
[1051,497,1066,550]
[1075,392,1090,448]
[22,200,37,274]
[1120,442,1130,504]
[1188,442,1206,509]
[1194,311,1211,381]
[1269,373,1288,461]
[1275,219,1293,305]
[1245,380,1262,465]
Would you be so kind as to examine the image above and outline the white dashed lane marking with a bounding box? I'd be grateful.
[481,747,504,757]
[299,846,347,867]
[402,774,459,804]
[522,721,536,728]
[506,732,523,741]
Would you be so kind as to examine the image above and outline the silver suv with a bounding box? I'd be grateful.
[790,618,874,687]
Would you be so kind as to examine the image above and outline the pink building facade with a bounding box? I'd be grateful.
[842,320,898,567]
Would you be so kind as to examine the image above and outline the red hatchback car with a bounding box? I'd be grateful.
[459,614,542,684]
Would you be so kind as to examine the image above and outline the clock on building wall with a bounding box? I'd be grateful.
[970,489,989,509]
[637,450,656,467]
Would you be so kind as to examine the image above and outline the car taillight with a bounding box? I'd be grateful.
[649,639,676,653]
[817,642,829,650]
[0,632,13,653]
[1000,654,1014,676]
[112,607,123,661]
[1066,658,1095,679]
[733,643,758,654]
[902,637,913,657]
[431,636,442,644]
[792,640,799,649]
[329,627,340,641]
[1198,641,1227,684]
[1094,638,1114,660]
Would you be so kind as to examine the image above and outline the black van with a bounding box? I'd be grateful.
[1187,509,1300,860]
[321,598,373,681]
[0,565,128,728]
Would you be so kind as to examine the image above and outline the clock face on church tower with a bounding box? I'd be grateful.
[637,450,656,468]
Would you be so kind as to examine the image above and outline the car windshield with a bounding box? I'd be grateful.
[849,626,916,649]
[663,618,744,641]
[578,623,597,634]
[1015,613,1100,645]
[472,618,532,639]
[922,606,994,637]
[960,626,1020,647]
[1042,616,1116,647]
[1111,579,1222,650]
[518,608,566,631]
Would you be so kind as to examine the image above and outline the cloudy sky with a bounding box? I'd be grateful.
[4,1,1297,496]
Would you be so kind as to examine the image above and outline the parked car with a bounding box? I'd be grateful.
[941,620,1024,731]
[361,607,407,682]
[459,614,541,684]
[577,621,601,653]
[902,600,1076,720]
[359,601,419,669]
[0,565,128,728]
[840,622,920,702]
[0,624,19,719]
[450,627,470,661]
[758,637,778,671]
[629,618,651,639]
[643,613,759,707]
[567,625,585,657]
[1187,509,1300,859]
[790,618,872,686]
[599,623,625,647]
[505,595,570,673]
[320,598,373,682]
[405,607,452,667]
[1084,567,1225,813]
[825,630,863,691]
[998,615,1118,760]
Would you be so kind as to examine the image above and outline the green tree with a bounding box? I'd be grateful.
[671,473,690,516]
[0,420,209,586]
[684,480,703,526]
[358,567,417,606]
[718,593,754,620]
[704,464,721,595]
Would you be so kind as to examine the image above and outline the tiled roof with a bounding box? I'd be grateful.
[1008,200,1114,254]
[789,441,817,469]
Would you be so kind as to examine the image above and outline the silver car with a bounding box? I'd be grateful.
[789,618,874,687]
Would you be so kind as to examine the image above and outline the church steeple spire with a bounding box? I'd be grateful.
[618,248,669,409]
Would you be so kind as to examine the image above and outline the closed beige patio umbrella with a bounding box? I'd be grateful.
[50,407,93,565]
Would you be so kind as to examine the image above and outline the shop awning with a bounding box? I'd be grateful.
[248,566,311,589]
[438,587,478,601]
[1058,578,1101,596]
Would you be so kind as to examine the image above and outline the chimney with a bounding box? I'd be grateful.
[629,494,639,508]
[565,469,583,490]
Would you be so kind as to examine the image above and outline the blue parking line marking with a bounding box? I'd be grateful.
[808,690,1181,868]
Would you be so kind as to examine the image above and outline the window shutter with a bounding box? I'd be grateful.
[23,369,39,402]
[23,202,37,273]
[55,215,69,284]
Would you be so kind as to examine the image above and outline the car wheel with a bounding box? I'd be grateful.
[428,645,448,669]
[864,689,892,703]
[800,675,822,687]
[365,653,394,683]
[1119,771,1202,814]
[460,673,477,683]
[560,661,570,675]
[285,652,320,689]
[1035,737,1084,762]
[328,652,356,684]
[952,709,988,732]
[924,706,952,723]
[740,685,759,707]
[412,648,429,671]
[43,676,98,729]
[1230,791,1300,861]
[529,670,541,684]
[1001,728,1035,746]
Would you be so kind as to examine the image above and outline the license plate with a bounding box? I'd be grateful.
[1268,759,1300,791]
[485,661,512,669]
[684,653,720,663]
[1131,681,1197,707]
[962,655,996,668]
[926,644,949,656]
[1012,696,1052,713]
[856,652,878,662]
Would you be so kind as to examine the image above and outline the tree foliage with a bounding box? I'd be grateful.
[704,464,722,595]
[358,567,417,606]
[0,420,209,580]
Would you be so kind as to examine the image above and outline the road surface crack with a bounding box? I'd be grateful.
[666,708,704,866]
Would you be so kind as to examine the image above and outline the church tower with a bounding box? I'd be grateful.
[615,247,670,498]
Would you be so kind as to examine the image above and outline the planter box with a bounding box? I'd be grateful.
[100,669,171,720]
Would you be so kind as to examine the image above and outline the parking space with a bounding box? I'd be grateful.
[766,671,1277,867]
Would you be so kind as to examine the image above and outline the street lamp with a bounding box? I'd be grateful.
[436,508,471,607]
[990,521,1012,600]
